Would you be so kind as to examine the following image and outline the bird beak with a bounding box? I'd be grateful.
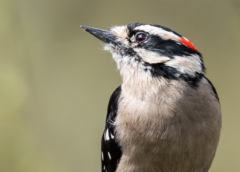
[81,25,119,45]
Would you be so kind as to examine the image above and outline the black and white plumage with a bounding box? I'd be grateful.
[81,23,221,172]
[101,85,122,172]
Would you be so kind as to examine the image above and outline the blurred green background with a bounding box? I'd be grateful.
[0,0,240,171]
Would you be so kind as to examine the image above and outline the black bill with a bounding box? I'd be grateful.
[81,25,119,45]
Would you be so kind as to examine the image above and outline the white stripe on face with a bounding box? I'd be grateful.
[165,55,202,76]
[134,25,180,41]
[134,48,170,64]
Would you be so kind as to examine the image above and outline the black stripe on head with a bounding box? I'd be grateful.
[135,34,205,73]
[145,63,203,87]
[148,24,183,37]
[127,23,182,37]
[138,35,201,58]
[125,23,206,87]
[126,23,204,68]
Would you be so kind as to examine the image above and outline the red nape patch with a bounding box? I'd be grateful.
[179,37,198,52]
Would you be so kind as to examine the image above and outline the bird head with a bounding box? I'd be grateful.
[81,23,205,87]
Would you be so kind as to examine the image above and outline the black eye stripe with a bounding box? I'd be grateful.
[140,35,201,58]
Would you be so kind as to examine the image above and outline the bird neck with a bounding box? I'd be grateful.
[120,65,186,103]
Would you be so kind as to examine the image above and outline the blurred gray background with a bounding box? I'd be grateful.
[0,0,240,171]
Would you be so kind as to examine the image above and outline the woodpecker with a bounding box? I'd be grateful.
[81,23,221,172]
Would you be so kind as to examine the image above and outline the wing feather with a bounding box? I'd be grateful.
[101,86,122,172]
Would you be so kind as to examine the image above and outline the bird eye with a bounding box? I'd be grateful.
[136,33,148,43]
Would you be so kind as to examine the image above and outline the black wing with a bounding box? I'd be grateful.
[101,85,122,172]
[204,77,219,101]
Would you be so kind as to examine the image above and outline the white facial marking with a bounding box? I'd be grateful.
[105,128,110,141]
[102,152,104,161]
[110,133,114,139]
[104,25,202,81]
[110,25,129,44]
[108,152,111,160]
[165,55,202,76]
[135,48,170,64]
[134,25,180,41]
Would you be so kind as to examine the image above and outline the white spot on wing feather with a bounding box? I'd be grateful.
[105,128,110,141]
[108,152,111,160]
